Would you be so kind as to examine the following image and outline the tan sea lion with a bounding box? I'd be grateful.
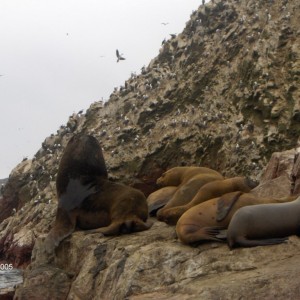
[156,167,223,221]
[146,186,178,216]
[44,134,151,254]
[156,166,222,187]
[157,177,258,225]
[227,196,300,249]
[176,191,297,244]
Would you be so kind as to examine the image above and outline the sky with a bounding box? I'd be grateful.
[0,0,203,178]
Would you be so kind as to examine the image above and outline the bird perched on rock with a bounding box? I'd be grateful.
[116,49,126,62]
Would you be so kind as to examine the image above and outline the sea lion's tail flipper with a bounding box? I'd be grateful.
[216,191,243,222]
[229,236,288,249]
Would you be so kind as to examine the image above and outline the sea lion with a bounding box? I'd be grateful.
[79,180,151,235]
[227,196,300,249]
[157,177,258,225]
[176,191,297,244]
[156,166,222,187]
[56,133,108,194]
[146,186,178,216]
[44,134,151,254]
[156,167,223,221]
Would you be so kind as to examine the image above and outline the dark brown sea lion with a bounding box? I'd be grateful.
[157,177,258,225]
[156,167,223,221]
[176,192,297,244]
[227,196,300,249]
[146,186,178,216]
[56,133,108,194]
[44,134,151,253]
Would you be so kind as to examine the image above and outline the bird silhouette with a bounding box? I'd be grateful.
[161,22,169,25]
[116,49,126,62]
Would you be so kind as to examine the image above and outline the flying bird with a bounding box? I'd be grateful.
[161,22,169,25]
[116,49,126,62]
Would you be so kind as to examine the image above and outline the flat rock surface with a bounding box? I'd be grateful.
[15,219,300,299]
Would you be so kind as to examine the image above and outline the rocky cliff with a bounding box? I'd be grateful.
[0,0,300,299]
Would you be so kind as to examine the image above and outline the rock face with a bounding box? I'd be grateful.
[0,0,300,298]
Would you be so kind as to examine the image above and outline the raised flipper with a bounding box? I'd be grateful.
[59,178,99,211]
[229,236,288,249]
[216,191,243,222]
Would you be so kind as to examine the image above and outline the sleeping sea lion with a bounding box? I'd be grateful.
[227,196,300,249]
[156,166,222,187]
[157,177,258,225]
[176,191,297,244]
[156,167,223,222]
[44,134,151,254]
[146,186,178,216]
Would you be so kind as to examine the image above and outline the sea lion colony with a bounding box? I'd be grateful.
[150,167,299,248]
[45,133,300,253]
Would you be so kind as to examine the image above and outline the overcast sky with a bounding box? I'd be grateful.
[0,0,203,178]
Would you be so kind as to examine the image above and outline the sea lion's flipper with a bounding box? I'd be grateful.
[149,202,167,216]
[44,208,77,254]
[177,224,225,244]
[59,178,99,211]
[132,219,153,232]
[217,191,243,222]
[232,236,288,249]
[119,218,153,234]
[86,218,153,235]
[215,229,228,240]
[89,222,121,235]
[147,187,178,215]
[202,226,226,241]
